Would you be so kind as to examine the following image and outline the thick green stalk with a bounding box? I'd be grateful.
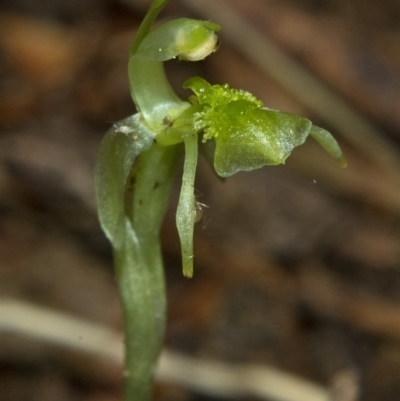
[115,144,179,401]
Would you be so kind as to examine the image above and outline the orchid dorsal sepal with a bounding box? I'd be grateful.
[128,19,220,134]
[134,19,221,62]
[183,76,347,177]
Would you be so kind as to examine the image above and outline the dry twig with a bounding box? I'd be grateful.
[0,298,330,401]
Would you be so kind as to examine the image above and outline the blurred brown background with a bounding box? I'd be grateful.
[1,0,400,400]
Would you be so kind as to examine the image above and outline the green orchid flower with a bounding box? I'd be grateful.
[185,76,347,176]
[171,76,346,277]
[94,0,346,399]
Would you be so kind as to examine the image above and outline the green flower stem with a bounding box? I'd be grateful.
[115,144,179,401]
[129,0,171,56]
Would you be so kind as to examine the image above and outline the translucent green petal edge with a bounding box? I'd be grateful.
[94,114,155,247]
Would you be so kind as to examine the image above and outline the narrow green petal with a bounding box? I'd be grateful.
[310,125,347,167]
[176,134,198,278]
